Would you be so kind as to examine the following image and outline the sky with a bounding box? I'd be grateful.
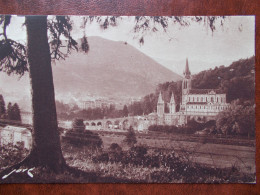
[5,15,255,75]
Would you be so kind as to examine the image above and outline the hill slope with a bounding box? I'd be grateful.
[52,36,181,99]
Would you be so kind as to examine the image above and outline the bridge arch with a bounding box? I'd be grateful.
[106,120,112,129]
[122,119,129,130]
[114,120,120,129]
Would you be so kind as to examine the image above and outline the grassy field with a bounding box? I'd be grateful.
[0,130,255,183]
[98,132,255,174]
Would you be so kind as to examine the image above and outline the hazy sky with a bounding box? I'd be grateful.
[6,16,255,75]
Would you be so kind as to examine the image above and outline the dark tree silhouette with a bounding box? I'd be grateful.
[123,126,137,147]
[72,118,85,132]
[7,102,21,121]
[0,94,6,118]
[6,102,12,120]
[122,105,129,117]
[0,15,84,174]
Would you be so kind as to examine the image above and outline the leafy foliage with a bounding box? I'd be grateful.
[123,126,137,147]
[192,57,255,102]
[216,100,255,137]
[72,118,85,132]
[6,102,21,121]
[63,129,103,149]
[89,143,253,183]
[0,143,29,172]
[148,120,216,135]
[47,16,81,60]
[0,16,28,76]
[0,94,6,118]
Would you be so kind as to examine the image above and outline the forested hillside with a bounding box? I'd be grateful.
[128,56,255,116]
[192,56,255,103]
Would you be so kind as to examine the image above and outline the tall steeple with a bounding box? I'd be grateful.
[170,92,175,104]
[169,92,176,114]
[183,58,191,79]
[182,58,192,104]
[158,91,164,104]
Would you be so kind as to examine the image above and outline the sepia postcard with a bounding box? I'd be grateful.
[0,15,256,183]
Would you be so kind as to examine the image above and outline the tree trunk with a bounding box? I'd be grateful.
[25,16,65,171]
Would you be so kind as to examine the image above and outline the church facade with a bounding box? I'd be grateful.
[156,59,230,126]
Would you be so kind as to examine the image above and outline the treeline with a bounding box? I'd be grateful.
[148,99,255,138]
[148,120,216,135]
[192,56,255,103]
[0,94,21,121]
[57,101,129,120]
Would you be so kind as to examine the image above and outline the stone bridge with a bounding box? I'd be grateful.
[84,115,155,131]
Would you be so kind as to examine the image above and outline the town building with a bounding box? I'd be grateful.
[0,125,32,149]
[156,58,230,126]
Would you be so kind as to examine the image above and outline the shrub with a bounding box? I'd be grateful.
[72,118,85,132]
[123,126,137,147]
[63,129,103,149]
[0,143,29,172]
[108,143,123,163]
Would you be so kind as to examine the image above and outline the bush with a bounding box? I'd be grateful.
[0,143,29,172]
[108,143,123,163]
[63,129,103,149]
[72,118,85,132]
[148,120,216,135]
[123,126,137,147]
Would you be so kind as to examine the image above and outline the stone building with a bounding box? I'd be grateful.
[156,58,230,126]
[0,125,32,149]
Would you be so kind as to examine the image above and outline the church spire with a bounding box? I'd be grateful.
[183,58,191,78]
[158,92,164,103]
[170,92,175,104]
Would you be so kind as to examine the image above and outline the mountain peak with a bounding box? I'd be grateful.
[53,36,181,99]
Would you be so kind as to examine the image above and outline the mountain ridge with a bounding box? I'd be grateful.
[52,36,182,99]
[0,36,181,110]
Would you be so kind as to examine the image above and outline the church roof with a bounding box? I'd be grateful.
[188,89,223,94]
[186,102,208,105]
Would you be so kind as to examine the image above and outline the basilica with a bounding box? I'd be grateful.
[155,59,230,126]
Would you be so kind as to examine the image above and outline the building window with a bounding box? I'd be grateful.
[217,97,218,102]
[201,97,203,102]
[193,97,194,102]
[206,97,207,102]
[197,97,199,102]
[221,97,223,102]
[211,97,214,103]
[189,97,190,102]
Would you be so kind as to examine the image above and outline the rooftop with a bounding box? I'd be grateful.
[189,89,223,94]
